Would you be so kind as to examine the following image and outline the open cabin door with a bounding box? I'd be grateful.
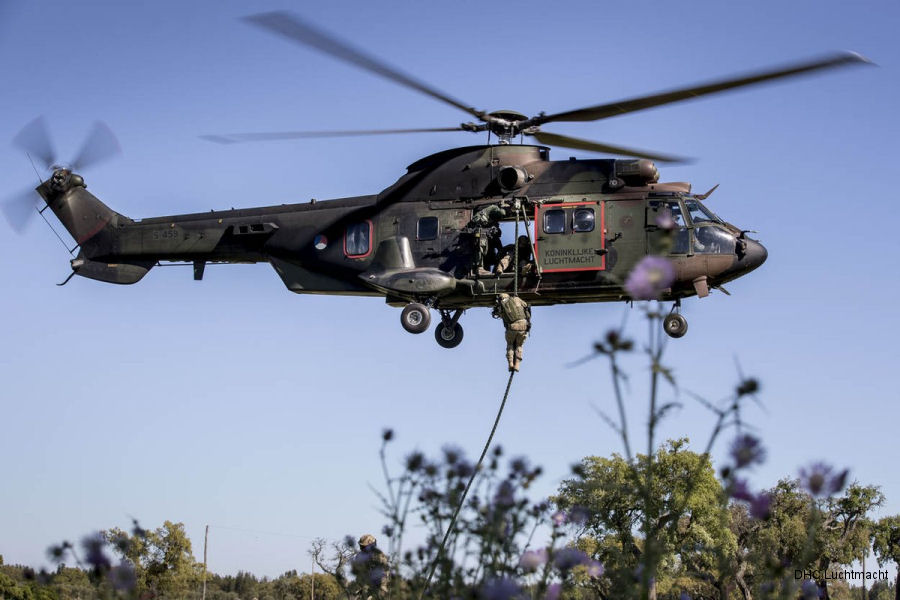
[534,201,606,272]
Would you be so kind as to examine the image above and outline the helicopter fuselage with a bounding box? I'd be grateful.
[39,144,766,342]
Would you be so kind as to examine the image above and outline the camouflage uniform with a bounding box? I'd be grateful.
[492,293,531,372]
[495,235,534,275]
[352,535,390,600]
[469,205,505,275]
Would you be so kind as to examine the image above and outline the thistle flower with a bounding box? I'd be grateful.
[81,534,111,573]
[553,547,589,573]
[749,492,772,520]
[382,428,394,442]
[655,206,677,230]
[624,256,676,300]
[551,511,568,527]
[480,577,522,600]
[799,462,849,497]
[568,505,590,526]
[730,434,766,469]
[518,548,547,571]
[544,583,562,600]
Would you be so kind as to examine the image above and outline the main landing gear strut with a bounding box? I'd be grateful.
[663,299,688,338]
[399,302,465,348]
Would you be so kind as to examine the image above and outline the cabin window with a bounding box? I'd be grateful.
[417,216,439,241]
[543,209,566,234]
[572,208,595,233]
[345,221,372,258]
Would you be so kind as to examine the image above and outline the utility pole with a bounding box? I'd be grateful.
[202,525,209,600]
[310,556,315,600]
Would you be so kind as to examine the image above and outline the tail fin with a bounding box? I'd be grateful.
[39,169,153,284]
[37,170,128,254]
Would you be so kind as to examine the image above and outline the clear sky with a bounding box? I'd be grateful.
[1,0,898,578]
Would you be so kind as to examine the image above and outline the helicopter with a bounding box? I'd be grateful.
[3,12,871,348]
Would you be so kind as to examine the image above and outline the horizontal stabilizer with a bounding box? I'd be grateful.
[71,257,154,285]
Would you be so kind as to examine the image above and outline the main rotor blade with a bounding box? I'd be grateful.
[13,116,56,170]
[531,131,689,163]
[201,127,466,144]
[71,121,121,172]
[535,52,872,124]
[242,11,484,121]
[2,187,42,233]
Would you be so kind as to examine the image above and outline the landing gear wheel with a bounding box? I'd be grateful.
[401,303,431,334]
[663,313,688,338]
[434,322,464,349]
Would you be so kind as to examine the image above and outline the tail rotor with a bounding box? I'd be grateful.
[4,117,121,233]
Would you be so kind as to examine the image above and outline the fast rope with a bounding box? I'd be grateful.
[418,370,516,600]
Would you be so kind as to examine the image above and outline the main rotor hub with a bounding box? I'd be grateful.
[485,110,531,144]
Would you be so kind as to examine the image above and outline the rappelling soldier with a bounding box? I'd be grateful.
[352,534,390,599]
[495,235,534,276]
[492,293,531,372]
[469,204,506,276]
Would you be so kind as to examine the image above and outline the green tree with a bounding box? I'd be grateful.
[871,515,900,600]
[106,520,201,597]
[815,484,884,600]
[556,439,733,599]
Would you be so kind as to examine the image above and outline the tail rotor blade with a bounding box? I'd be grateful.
[13,116,56,170]
[2,188,42,233]
[71,121,121,172]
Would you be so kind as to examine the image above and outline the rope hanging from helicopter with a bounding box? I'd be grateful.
[420,199,540,597]
[418,369,516,600]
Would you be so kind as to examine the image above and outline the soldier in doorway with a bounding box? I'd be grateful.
[492,293,531,372]
[495,235,534,276]
[469,204,506,276]
[352,534,390,599]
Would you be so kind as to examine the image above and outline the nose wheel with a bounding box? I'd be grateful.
[434,309,464,348]
[663,302,688,339]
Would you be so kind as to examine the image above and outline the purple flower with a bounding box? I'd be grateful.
[81,534,111,572]
[730,434,766,469]
[551,511,567,527]
[679,593,692,600]
[799,463,849,497]
[728,478,754,502]
[748,493,772,520]
[568,506,590,526]
[655,207,677,230]
[494,480,516,508]
[519,549,548,571]
[624,256,676,300]
[586,560,604,578]
[544,583,562,600]
[553,547,590,573]
[480,577,522,600]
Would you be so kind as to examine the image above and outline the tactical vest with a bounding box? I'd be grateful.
[500,296,527,323]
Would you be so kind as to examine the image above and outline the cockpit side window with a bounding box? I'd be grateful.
[648,200,689,254]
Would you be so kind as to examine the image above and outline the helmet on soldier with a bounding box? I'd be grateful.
[499,293,510,300]
[359,534,376,548]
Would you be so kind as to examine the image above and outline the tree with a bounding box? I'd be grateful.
[871,516,900,600]
[556,439,734,600]
[106,520,201,597]
[814,484,884,599]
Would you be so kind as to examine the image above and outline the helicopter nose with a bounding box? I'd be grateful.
[742,238,768,271]
[718,237,767,282]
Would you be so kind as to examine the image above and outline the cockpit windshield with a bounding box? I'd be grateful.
[684,198,721,224]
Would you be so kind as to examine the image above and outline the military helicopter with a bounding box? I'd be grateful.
[4,12,871,348]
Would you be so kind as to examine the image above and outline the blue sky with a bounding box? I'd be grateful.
[1,0,898,577]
